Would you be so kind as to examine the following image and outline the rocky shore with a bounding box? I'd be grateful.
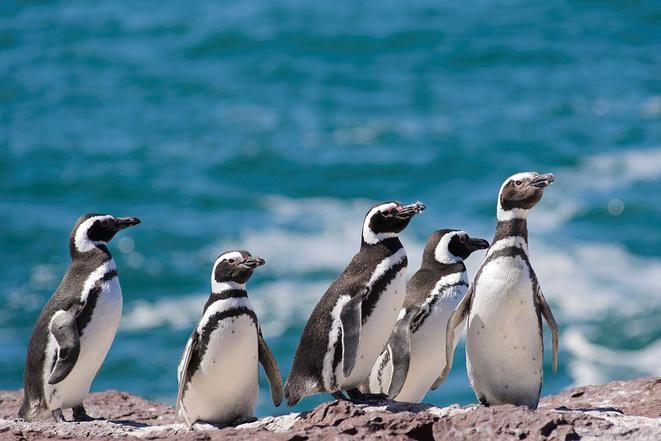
[0,377,658,440]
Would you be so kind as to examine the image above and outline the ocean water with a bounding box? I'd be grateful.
[1,0,660,418]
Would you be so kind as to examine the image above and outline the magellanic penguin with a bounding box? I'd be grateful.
[19,214,141,422]
[284,200,425,406]
[362,229,489,403]
[176,250,283,428]
[442,172,559,409]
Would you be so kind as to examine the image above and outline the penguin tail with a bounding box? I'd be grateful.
[284,374,320,407]
[18,396,47,422]
[17,399,30,421]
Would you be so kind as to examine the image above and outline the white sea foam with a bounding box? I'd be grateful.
[121,280,330,338]
[217,196,425,275]
[574,147,661,190]
[527,147,661,232]
[564,328,661,386]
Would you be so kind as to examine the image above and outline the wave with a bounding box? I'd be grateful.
[572,147,661,191]
[564,328,661,386]
[529,146,661,232]
[121,280,331,338]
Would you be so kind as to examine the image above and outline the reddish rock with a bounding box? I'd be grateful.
[0,377,658,440]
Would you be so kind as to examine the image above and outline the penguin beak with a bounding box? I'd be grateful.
[530,173,555,188]
[466,237,490,252]
[241,256,266,269]
[113,216,141,230]
[396,201,426,218]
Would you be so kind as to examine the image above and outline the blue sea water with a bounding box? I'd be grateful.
[1,0,660,418]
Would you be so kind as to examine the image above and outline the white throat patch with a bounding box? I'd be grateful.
[74,215,113,253]
[435,231,464,264]
[362,202,398,245]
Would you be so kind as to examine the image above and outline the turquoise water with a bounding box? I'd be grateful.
[2,0,660,417]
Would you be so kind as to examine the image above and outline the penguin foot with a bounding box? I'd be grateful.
[348,392,389,404]
[52,409,66,423]
[72,405,95,422]
[331,391,350,401]
[232,416,257,426]
[192,421,226,431]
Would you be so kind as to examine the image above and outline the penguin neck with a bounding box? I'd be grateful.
[361,235,403,252]
[70,242,113,264]
[422,258,466,275]
[493,217,529,245]
[210,281,247,298]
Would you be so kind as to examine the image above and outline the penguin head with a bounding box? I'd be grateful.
[70,213,141,255]
[425,229,490,264]
[497,172,554,221]
[212,250,265,287]
[362,200,426,245]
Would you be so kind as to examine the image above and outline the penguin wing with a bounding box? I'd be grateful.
[47,308,82,385]
[387,306,419,398]
[175,329,198,424]
[258,328,284,406]
[340,291,365,378]
[432,285,473,390]
[535,286,559,373]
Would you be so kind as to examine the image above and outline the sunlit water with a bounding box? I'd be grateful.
[1,0,660,417]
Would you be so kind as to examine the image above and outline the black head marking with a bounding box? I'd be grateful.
[362,200,425,244]
[212,250,265,285]
[499,172,554,212]
[69,213,141,257]
[424,229,490,264]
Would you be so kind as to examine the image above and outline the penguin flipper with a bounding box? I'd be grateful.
[175,329,198,426]
[47,310,81,385]
[258,328,284,406]
[340,293,363,378]
[535,286,559,373]
[433,285,473,390]
[387,307,418,398]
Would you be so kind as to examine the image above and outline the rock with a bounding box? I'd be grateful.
[0,377,658,440]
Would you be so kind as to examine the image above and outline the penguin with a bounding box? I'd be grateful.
[19,213,141,422]
[362,229,489,403]
[442,172,559,409]
[284,200,425,406]
[176,250,283,428]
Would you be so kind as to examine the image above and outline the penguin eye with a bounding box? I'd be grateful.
[515,180,522,186]
[101,219,110,227]
[228,259,235,264]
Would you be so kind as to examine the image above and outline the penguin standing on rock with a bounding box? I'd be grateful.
[176,250,283,428]
[363,229,489,403]
[19,213,141,422]
[284,201,425,406]
[443,172,559,409]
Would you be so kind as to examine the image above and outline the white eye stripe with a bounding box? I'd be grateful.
[435,231,464,264]
[74,215,113,252]
[362,202,400,244]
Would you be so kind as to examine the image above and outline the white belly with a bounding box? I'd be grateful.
[339,268,407,389]
[395,287,466,403]
[46,276,123,410]
[466,256,543,407]
[181,316,259,425]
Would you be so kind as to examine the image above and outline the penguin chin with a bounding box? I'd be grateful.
[231,270,253,284]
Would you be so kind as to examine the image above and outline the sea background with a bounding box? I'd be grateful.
[1,0,660,417]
